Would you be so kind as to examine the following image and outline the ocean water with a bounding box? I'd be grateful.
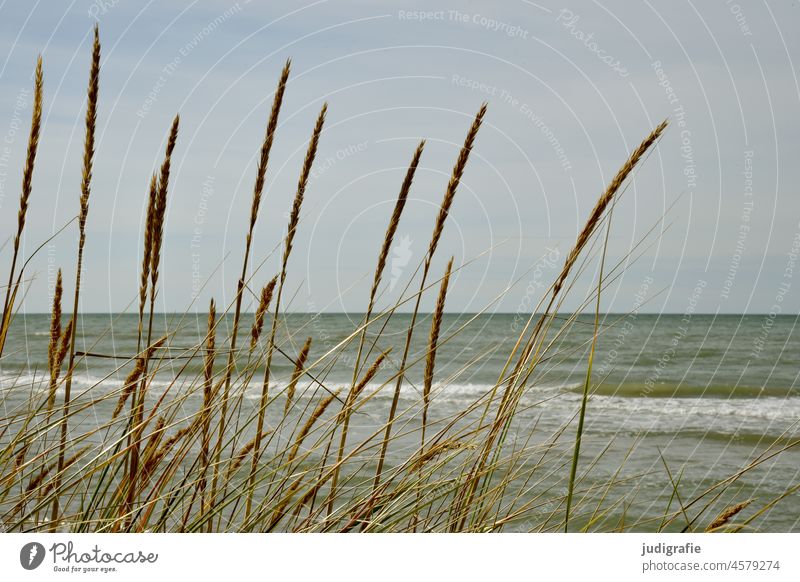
[2,312,799,531]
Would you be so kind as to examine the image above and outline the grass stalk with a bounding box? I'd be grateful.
[51,26,100,529]
[371,104,486,503]
[244,102,328,519]
[0,55,43,358]
[326,140,424,511]
[199,299,216,526]
[209,61,290,517]
[125,114,179,523]
[564,203,612,532]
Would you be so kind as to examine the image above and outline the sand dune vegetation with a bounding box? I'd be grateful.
[1,26,795,533]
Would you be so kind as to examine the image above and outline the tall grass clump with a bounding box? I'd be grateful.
[1,28,796,534]
[245,102,327,518]
[372,105,486,497]
[209,61,290,518]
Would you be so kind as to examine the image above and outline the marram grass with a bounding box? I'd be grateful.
[0,27,794,534]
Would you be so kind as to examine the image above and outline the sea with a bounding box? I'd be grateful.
[2,312,799,531]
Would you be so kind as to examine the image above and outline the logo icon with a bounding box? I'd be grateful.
[390,234,413,291]
[20,542,46,570]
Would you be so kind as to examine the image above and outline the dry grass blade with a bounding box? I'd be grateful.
[14,442,30,471]
[552,119,668,297]
[368,140,425,311]
[112,337,166,419]
[78,28,100,233]
[372,104,486,501]
[281,103,327,280]
[47,270,63,408]
[52,25,100,530]
[351,350,388,402]
[204,299,217,384]
[140,416,167,466]
[139,173,158,325]
[37,447,88,499]
[286,388,341,466]
[199,299,217,521]
[451,119,669,533]
[410,260,451,531]
[422,257,453,445]
[249,59,291,235]
[250,277,277,350]
[285,337,312,416]
[141,425,193,482]
[246,102,328,517]
[349,140,424,397]
[327,350,389,516]
[705,499,753,531]
[427,104,486,259]
[55,319,73,372]
[26,462,56,493]
[211,63,291,522]
[226,430,270,478]
[149,115,180,297]
[410,440,476,471]
[0,54,43,358]
[14,55,44,254]
[9,457,60,519]
[112,360,146,420]
[126,114,179,522]
[267,474,304,531]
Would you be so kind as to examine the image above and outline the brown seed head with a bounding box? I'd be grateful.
[287,388,341,465]
[427,104,486,260]
[149,115,180,295]
[250,277,277,349]
[706,499,753,531]
[204,298,217,380]
[48,269,63,387]
[284,336,312,415]
[79,26,100,233]
[248,59,291,238]
[15,55,43,254]
[424,258,453,406]
[139,173,158,318]
[370,140,425,307]
[281,103,327,283]
[553,120,668,297]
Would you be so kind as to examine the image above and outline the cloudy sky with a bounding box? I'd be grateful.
[0,0,798,314]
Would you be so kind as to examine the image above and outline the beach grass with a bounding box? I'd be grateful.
[0,27,795,533]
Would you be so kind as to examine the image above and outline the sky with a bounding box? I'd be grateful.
[0,0,798,315]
